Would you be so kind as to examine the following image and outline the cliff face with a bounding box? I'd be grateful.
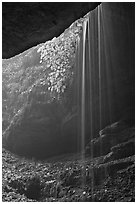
[2,16,85,158]
[2,3,135,159]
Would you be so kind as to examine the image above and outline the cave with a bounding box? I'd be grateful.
[2,3,135,201]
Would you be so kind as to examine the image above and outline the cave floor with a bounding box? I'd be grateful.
[2,148,135,202]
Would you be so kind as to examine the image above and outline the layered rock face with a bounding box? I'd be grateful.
[2,3,135,159]
[85,120,135,159]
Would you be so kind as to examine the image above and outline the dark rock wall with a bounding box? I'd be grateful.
[103,3,135,121]
[2,2,100,58]
[89,3,135,135]
[101,2,135,126]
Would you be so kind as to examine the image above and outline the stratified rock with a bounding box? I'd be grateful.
[103,138,135,163]
[85,121,135,158]
[111,139,135,158]
[93,156,134,185]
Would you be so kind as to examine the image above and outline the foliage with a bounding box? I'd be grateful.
[37,19,84,95]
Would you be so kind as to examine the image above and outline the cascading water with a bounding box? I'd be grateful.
[76,3,107,193]
[75,2,134,195]
[75,18,88,190]
[98,5,102,134]
[76,3,114,156]
[81,18,88,189]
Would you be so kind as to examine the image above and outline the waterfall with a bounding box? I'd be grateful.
[81,19,87,160]
[76,3,115,154]
[98,6,102,133]
[75,1,134,191]
[76,3,107,192]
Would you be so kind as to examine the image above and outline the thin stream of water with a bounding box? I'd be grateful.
[80,18,88,190]
[76,3,110,193]
[98,5,102,136]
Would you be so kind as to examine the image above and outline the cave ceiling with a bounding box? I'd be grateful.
[2,2,101,58]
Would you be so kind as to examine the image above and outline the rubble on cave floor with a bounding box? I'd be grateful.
[2,148,135,202]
